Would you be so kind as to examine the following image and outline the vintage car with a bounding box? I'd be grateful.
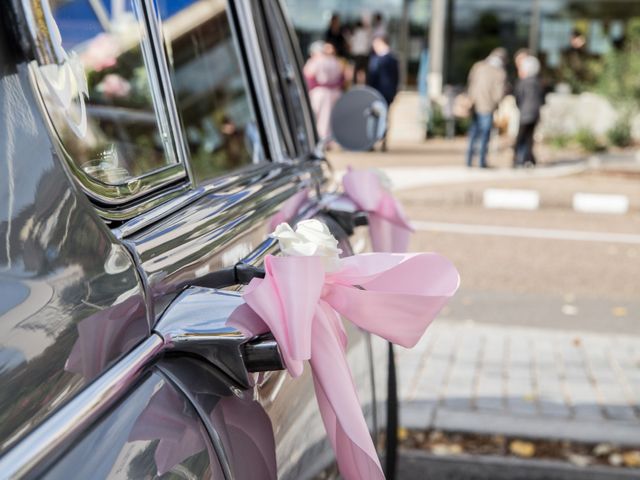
[0,0,395,478]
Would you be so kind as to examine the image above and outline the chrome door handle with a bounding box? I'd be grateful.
[242,333,284,372]
[154,287,284,388]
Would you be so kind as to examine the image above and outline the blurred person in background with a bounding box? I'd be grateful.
[368,35,399,152]
[304,41,345,141]
[514,48,530,71]
[372,12,387,39]
[465,47,508,168]
[350,19,371,84]
[324,13,349,59]
[514,55,543,168]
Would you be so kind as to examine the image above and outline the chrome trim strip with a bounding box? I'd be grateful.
[93,183,192,223]
[112,161,310,239]
[19,0,63,64]
[235,0,289,163]
[133,0,180,168]
[0,335,164,478]
[141,0,195,184]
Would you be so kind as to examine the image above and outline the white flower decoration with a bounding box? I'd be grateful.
[271,220,342,272]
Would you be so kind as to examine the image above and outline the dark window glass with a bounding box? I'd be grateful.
[256,0,316,157]
[156,0,264,184]
[38,1,179,185]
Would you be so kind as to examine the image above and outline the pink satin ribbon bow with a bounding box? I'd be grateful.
[229,252,459,480]
[342,167,415,253]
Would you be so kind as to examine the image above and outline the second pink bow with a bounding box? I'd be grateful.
[342,167,414,253]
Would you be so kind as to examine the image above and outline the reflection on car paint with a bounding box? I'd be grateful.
[65,291,148,381]
[43,372,222,479]
[159,356,278,480]
[211,396,278,480]
[0,61,148,452]
[129,382,219,476]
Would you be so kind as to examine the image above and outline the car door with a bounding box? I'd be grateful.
[0,1,238,478]
[1,0,379,478]
[121,1,378,477]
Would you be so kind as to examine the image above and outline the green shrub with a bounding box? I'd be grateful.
[548,133,571,149]
[456,116,471,136]
[575,128,605,152]
[428,104,447,137]
[427,103,471,138]
[607,120,633,147]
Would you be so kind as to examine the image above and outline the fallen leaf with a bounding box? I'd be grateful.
[609,453,623,467]
[568,453,591,467]
[431,444,450,456]
[509,440,535,458]
[622,451,640,468]
[449,444,463,455]
[612,307,628,317]
[593,443,613,456]
[431,443,464,456]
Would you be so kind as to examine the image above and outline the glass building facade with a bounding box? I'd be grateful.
[284,0,640,86]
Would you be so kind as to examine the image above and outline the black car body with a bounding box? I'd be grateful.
[0,1,390,478]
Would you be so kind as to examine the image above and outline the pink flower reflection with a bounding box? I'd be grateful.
[65,295,148,381]
[97,74,132,99]
[129,384,220,477]
[81,33,118,72]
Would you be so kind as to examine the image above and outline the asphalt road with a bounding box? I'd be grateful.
[407,203,640,334]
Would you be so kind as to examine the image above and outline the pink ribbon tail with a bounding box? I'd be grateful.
[311,302,384,479]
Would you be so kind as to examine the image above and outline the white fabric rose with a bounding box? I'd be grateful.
[372,168,393,191]
[271,220,342,272]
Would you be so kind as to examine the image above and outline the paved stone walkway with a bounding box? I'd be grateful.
[397,321,640,446]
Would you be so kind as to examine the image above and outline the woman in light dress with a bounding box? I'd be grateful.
[303,41,345,140]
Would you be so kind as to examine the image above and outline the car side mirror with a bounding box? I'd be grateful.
[330,86,388,151]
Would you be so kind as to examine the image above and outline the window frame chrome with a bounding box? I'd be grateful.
[234,0,290,163]
[21,0,192,207]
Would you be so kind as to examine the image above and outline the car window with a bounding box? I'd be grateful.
[253,0,316,158]
[35,1,182,189]
[155,0,265,185]
[250,1,297,159]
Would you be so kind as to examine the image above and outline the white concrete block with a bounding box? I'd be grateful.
[483,189,540,210]
[573,193,629,215]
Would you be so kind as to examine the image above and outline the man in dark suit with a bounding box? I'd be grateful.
[368,35,399,151]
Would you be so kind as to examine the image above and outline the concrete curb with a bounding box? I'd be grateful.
[483,189,630,214]
[401,188,635,214]
[401,402,640,447]
[398,449,640,480]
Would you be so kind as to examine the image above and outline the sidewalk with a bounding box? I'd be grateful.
[397,320,640,446]
[330,93,640,214]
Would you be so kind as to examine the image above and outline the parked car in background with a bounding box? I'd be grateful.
[0,0,392,478]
